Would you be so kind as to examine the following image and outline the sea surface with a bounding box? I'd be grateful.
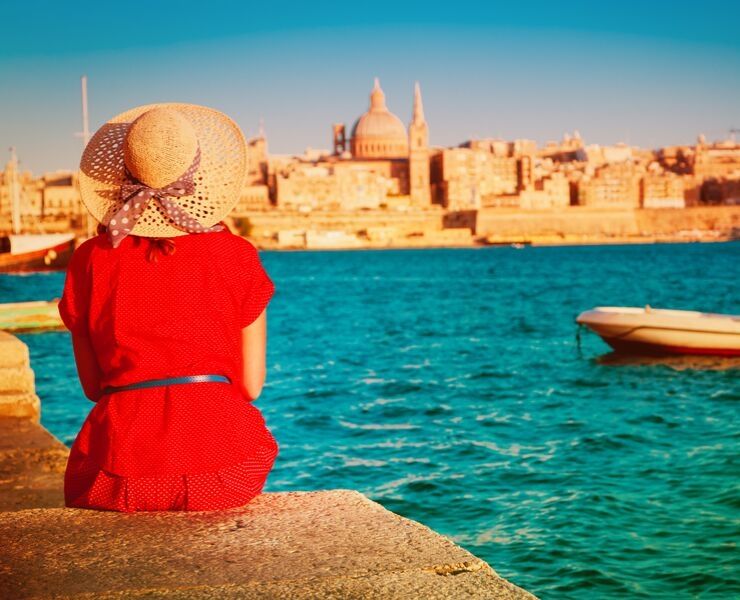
[3,241,739,599]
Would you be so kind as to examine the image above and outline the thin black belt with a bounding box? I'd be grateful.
[101,374,232,395]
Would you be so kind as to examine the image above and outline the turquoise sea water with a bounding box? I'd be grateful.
[3,241,739,599]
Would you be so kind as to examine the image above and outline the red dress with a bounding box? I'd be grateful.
[58,228,278,512]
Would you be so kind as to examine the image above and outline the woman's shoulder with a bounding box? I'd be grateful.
[214,229,261,260]
[66,233,106,271]
[76,233,106,253]
[71,229,262,263]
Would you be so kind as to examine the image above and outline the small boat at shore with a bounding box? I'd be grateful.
[576,306,740,356]
[0,233,76,273]
[0,148,77,273]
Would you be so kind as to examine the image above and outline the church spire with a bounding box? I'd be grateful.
[412,81,426,125]
[408,81,430,207]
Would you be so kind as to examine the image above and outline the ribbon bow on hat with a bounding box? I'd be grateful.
[108,146,224,249]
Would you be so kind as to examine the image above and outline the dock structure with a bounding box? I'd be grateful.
[0,300,65,333]
[0,330,536,599]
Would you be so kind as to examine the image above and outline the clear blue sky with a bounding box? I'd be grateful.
[1,0,738,174]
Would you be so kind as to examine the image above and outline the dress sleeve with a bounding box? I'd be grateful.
[58,241,92,335]
[234,238,275,329]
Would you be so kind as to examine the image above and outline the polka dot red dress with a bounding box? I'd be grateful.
[58,227,278,512]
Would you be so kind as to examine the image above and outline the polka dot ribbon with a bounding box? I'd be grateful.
[109,146,224,249]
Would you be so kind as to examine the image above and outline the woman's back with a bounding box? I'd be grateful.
[60,227,273,392]
[60,228,279,512]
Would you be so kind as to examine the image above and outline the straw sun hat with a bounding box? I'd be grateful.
[79,103,247,247]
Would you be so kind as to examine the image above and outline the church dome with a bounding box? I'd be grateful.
[350,79,409,159]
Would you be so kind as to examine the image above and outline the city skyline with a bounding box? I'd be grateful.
[1,1,739,174]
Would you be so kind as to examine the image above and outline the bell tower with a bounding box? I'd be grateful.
[333,123,347,155]
[409,82,430,206]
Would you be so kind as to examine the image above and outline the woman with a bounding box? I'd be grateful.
[58,103,279,512]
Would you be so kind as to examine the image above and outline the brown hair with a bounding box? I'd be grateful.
[97,220,233,263]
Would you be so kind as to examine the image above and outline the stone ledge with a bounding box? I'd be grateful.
[0,417,68,511]
[0,391,41,420]
[0,331,40,421]
[0,489,535,599]
[49,569,525,599]
[0,365,35,393]
[0,329,537,599]
[0,330,30,368]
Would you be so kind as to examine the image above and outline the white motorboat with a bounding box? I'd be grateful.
[576,306,740,356]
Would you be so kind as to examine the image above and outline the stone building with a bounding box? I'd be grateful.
[274,162,389,212]
[429,137,542,210]
[519,171,571,209]
[641,169,685,209]
[272,79,432,211]
[40,171,81,218]
[430,148,519,209]
[1,150,86,228]
[246,129,268,185]
[701,177,740,205]
[538,131,586,163]
[0,153,42,226]
[234,130,271,213]
[235,184,271,213]
[693,136,740,180]
[656,135,740,205]
[578,162,641,208]
[584,143,635,166]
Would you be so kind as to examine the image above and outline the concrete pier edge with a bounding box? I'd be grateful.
[0,330,536,599]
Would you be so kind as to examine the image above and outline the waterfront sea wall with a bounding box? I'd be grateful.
[0,330,535,599]
[474,205,740,243]
[236,205,740,248]
[16,205,740,249]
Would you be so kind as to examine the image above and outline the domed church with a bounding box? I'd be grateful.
[331,78,431,206]
[349,78,409,159]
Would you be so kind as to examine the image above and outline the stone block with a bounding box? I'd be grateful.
[0,391,40,421]
[0,489,536,599]
[0,331,30,369]
[0,417,69,511]
[0,366,35,394]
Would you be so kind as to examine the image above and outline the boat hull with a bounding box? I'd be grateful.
[602,336,740,357]
[577,307,740,357]
[0,237,76,273]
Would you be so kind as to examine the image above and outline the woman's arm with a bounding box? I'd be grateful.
[70,331,103,402]
[240,307,268,401]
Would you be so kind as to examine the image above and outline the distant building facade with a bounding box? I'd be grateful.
[3,84,740,236]
[271,78,431,212]
[578,162,641,208]
[0,154,41,226]
[641,169,685,209]
[41,172,80,218]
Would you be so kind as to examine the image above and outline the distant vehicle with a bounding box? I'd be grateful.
[576,306,740,356]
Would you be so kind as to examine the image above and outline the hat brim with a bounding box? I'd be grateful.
[79,103,247,239]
